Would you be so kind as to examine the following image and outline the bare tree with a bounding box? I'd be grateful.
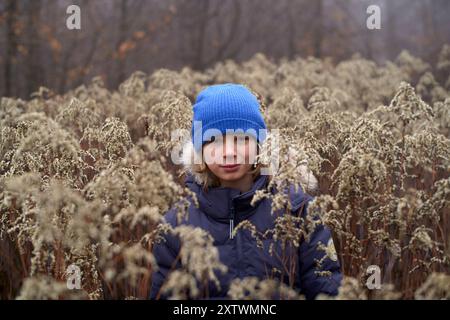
[114,0,129,86]
[4,0,18,97]
[313,0,324,58]
[1,0,449,98]
[25,0,43,96]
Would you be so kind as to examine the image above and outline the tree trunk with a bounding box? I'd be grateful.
[192,0,210,70]
[26,0,43,96]
[313,0,323,58]
[4,0,18,97]
[115,0,129,86]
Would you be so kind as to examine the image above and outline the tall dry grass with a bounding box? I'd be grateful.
[1,45,449,299]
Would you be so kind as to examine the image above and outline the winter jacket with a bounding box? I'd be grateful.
[149,173,342,300]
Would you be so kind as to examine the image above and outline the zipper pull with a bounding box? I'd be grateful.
[229,205,235,239]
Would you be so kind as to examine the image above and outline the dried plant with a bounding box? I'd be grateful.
[0,45,449,300]
[228,277,304,300]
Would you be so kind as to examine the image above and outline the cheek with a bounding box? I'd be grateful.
[203,145,219,164]
[242,142,257,164]
[206,163,221,175]
[241,163,253,174]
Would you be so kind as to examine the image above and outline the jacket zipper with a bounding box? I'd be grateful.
[229,204,235,239]
[230,200,244,278]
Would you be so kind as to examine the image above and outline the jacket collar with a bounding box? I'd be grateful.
[184,173,309,222]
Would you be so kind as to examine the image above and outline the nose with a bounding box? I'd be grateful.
[223,137,237,164]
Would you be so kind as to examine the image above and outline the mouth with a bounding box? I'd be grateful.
[219,164,240,171]
[220,164,240,168]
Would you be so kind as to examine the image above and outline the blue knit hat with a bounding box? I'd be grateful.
[192,83,267,151]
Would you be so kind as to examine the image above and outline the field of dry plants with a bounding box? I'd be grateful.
[1,45,449,300]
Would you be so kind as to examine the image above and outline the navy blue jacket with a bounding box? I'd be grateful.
[150,173,342,300]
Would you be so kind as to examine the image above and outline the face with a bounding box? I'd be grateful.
[203,134,258,183]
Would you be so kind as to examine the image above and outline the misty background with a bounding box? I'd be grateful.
[0,0,449,99]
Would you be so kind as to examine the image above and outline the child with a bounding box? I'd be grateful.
[150,83,342,299]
